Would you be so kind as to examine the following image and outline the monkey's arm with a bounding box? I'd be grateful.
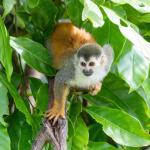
[46,66,71,124]
[89,82,102,96]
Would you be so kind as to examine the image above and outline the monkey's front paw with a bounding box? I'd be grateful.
[89,82,102,96]
[45,104,65,125]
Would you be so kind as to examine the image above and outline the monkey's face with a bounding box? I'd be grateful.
[79,56,101,76]
[76,43,102,77]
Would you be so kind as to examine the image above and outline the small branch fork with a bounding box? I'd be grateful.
[31,79,67,150]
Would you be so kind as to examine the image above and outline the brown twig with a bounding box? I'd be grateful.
[31,78,67,150]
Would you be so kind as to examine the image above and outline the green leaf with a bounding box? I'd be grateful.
[10,36,55,76]
[36,84,49,112]
[100,74,149,128]
[7,110,24,150]
[89,124,107,142]
[27,0,39,8]
[139,14,150,23]
[68,117,89,150]
[0,81,9,126]
[66,0,83,27]
[102,6,150,61]
[117,41,149,91]
[0,17,13,81]
[0,125,10,150]
[68,99,82,137]
[30,0,58,34]
[110,0,150,13]
[91,19,126,62]
[3,0,16,17]
[29,77,43,99]
[88,141,118,150]
[85,106,150,147]
[137,74,150,108]
[0,72,33,126]
[82,0,104,27]
[18,122,32,150]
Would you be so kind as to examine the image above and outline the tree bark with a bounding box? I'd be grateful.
[31,78,67,150]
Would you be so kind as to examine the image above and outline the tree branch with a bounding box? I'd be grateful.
[31,78,67,150]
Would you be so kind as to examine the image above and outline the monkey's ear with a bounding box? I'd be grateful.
[101,44,114,71]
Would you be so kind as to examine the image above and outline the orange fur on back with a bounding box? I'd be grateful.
[49,22,95,69]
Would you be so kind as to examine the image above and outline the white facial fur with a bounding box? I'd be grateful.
[69,55,107,88]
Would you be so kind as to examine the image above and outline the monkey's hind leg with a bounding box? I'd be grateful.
[46,83,69,125]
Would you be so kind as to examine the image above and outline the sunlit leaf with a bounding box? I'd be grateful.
[0,125,10,150]
[102,6,150,61]
[88,141,118,150]
[0,81,9,126]
[110,0,150,13]
[82,0,104,27]
[86,106,150,147]
[117,41,149,91]
[10,36,55,76]
[68,117,89,150]
[3,0,16,17]
[0,17,13,81]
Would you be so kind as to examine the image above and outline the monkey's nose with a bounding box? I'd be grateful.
[83,69,93,76]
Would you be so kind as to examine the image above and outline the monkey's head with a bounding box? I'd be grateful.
[75,43,103,77]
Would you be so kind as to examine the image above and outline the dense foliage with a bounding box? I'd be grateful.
[0,0,150,149]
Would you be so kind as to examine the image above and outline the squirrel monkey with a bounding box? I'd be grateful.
[46,22,114,124]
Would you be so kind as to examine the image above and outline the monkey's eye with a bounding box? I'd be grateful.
[81,62,86,67]
[89,62,95,66]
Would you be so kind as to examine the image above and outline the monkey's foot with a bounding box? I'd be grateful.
[45,103,65,125]
[89,82,102,96]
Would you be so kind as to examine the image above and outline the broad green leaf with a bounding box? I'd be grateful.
[10,36,55,76]
[18,122,32,150]
[36,84,49,112]
[89,124,107,142]
[30,0,58,34]
[69,99,82,125]
[68,99,82,137]
[68,117,89,150]
[82,0,104,27]
[98,74,150,127]
[27,0,39,8]
[0,72,33,126]
[102,6,150,61]
[86,106,150,147]
[91,19,126,62]
[29,77,43,99]
[0,17,13,81]
[66,0,83,27]
[0,81,9,126]
[117,41,149,91]
[88,141,118,150]
[3,0,16,17]
[139,14,150,23]
[7,110,24,150]
[137,74,150,108]
[110,0,150,13]
[0,125,10,150]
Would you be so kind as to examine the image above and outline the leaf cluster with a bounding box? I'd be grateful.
[0,0,150,149]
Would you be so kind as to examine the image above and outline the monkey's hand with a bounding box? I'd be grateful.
[46,101,65,125]
[89,82,102,96]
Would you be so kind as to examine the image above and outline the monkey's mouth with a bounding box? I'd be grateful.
[83,70,93,76]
